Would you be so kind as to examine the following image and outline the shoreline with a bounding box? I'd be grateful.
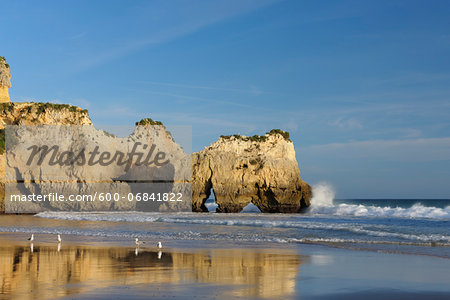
[1,230,449,260]
[1,211,449,259]
[1,230,449,299]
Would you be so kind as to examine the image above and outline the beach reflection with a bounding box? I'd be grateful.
[0,244,301,299]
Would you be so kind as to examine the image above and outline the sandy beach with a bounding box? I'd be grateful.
[0,215,449,299]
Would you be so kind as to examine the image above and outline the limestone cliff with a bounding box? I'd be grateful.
[0,102,92,129]
[0,57,11,103]
[0,102,311,213]
[192,130,311,213]
[2,113,191,213]
[0,102,92,212]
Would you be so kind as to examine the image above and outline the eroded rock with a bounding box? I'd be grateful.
[0,103,311,213]
[0,56,11,103]
[192,131,311,213]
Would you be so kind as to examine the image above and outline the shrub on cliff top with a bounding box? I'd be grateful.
[32,103,88,114]
[267,129,290,141]
[0,56,9,68]
[1,102,89,115]
[0,103,14,113]
[220,129,291,142]
[220,134,267,142]
[136,118,164,126]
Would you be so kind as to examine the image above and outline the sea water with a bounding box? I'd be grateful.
[1,184,449,258]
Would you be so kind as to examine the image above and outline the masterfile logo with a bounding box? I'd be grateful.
[5,125,192,213]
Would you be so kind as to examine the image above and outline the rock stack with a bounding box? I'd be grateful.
[0,57,11,103]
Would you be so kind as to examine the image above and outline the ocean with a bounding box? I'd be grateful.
[1,188,450,299]
[1,188,448,259]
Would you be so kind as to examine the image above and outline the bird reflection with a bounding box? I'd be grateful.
[135,247,139,256]
[57,243,61,252]
[30,243,34,253]
[157,251,162,260]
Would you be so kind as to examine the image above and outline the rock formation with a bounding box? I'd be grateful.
[192,131,311,213]
[0,57,11,103]
[1,106,191,213]
[0,57,311,213]
[0,102,94,212]
[0,102,92,128]
[0,103,311,213]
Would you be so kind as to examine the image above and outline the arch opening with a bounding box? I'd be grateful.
[204,188,218,213]
[241,202,261,213]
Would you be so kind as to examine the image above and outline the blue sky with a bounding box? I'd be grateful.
[1,0,449,198]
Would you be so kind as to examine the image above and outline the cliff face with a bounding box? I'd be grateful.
[0,102,312,213]
[1,108,191,213]
[0,57,11,103]
[0,102,93,212]
[0,102,92,129]
[192,131,311,213]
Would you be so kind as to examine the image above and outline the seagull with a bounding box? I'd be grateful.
[57,234,62,243]
[27,234,34,242]
[135,238,145,246]
[157,241,162,249]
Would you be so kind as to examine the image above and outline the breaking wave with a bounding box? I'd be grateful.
[310,202,450,219]
[308,183,450,219]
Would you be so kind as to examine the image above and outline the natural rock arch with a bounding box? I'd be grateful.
[192,131,311,213]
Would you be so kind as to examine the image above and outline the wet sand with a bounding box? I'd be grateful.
[0,234,302,299]
[0,215,449,299]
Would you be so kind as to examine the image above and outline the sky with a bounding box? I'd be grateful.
[1,0,449,198]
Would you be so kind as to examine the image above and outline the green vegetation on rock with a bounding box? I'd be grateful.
[0,102,89,114]
[220,129,291,143]
[32,102,89,114]
[0,103,14,113]
[135,118,164,126]
[268,129,290,141]
[0,56,9,68]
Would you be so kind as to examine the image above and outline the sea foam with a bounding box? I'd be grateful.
[308,182,450,219]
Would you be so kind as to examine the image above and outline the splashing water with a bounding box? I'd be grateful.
[307,182,450,219]
[310,182,335,208]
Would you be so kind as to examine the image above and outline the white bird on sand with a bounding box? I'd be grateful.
[27,234,34,242]
[57,234,62,243]
[135,238,145,246]
[157,241,162,249]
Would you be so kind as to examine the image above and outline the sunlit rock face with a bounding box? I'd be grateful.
[0,101,311,214]
[0,103,93,212]
[0,107,190,213]
[192,131,311,213]
[0,57,12,103]
[0,102,92,129]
